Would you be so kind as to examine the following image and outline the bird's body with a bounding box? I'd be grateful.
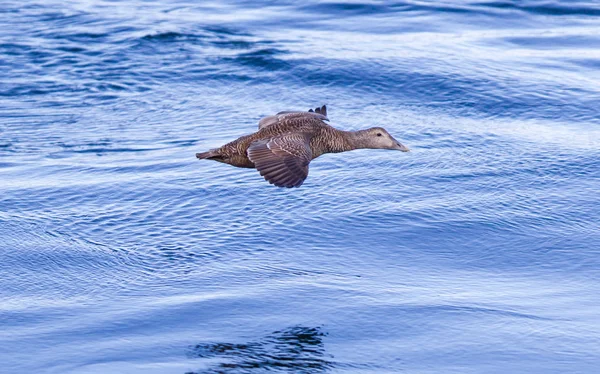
[196,105,409,188]
[199,110,350,168]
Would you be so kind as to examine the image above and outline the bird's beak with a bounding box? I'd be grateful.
[395,142,410,152]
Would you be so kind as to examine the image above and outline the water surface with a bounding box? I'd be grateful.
[1,1,600,373]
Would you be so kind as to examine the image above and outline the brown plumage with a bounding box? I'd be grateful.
[196,105,410,188]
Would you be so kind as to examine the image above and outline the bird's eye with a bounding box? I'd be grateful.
[377,133,382,137]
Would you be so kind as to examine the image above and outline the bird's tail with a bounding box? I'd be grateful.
[196,150,220,160]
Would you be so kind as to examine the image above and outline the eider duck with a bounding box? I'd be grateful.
[196,105,409,188]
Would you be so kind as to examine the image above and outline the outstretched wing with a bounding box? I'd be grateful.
[247,133,312,188]
[258,105,328,130]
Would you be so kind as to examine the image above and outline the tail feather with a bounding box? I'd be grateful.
[196,150,219,160]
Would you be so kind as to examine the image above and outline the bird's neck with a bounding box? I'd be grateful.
[315,129,368,155]
[341,129,369,151]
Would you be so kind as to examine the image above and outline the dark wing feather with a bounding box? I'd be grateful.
[258,106,329,129]
[314,105,327,117]
[247,134,312,188]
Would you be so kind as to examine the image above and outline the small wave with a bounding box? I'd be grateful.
[406,304,554,321]
[226,48,289,70]
[480,1,600,16]
[296,1,600,18]
[390,1,600,17]
[504,35,600,50]
[300,2,391,15]
[568,58,600,70]
[55,46,87,53]
[204,25,250,37]
[141,31,203,42]
[141,25,250,43]
[211,39,269,50]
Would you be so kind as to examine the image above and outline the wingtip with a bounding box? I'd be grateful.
[316,104,327,116]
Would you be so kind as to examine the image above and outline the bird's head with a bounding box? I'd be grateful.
[354,127,410,152]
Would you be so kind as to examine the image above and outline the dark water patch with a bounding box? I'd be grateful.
[141,31,206,43]
[285,0,600,23]
[205,25,251,37]
[0,43,34,56]
[82,82,130,92]
[187,326,333,373]
[300,2,391,15]
[0,45,56,65]
[67,32,106,39]
[211,39,270,50]
[226,48,290,70]
[525,3,600,16]
[1,82,73,97]
[26,8,87,23]
[47,32,111,44]
[154,243,215,265]
[141,29,272,52]
[479,1,600,16]
[142,31,187,41]
[403,2,489,15]
[56,46,87,54]
[0,141,14,150]
[568,58,600,70]
[505,35,600,49]
[162,6,188,14]
[299,1,507,17]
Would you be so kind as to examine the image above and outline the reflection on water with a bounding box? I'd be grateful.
[186,326,332,373]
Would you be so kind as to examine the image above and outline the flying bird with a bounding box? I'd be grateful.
[196,105,409,188]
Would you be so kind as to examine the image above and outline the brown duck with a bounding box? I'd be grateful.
[196,105,410,188]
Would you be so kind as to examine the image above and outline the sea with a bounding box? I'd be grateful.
[1,1,599,373]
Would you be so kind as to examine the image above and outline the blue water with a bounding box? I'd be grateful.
[1,0,600,373]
